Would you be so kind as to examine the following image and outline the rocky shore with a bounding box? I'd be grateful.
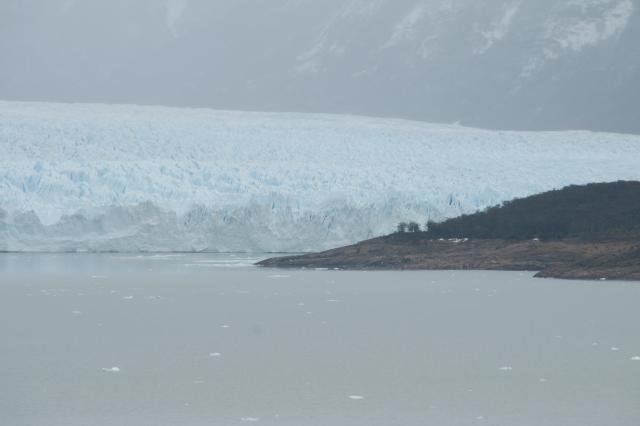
[257,233,640,281]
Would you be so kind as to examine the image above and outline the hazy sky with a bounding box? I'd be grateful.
[1,0,638,133]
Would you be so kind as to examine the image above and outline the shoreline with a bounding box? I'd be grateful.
[257,235,640,281]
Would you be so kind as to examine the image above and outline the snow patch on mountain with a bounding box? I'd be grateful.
[165,0,189,39]
[518,0,634,78]
[1,101,640,253]
[474,1,521,55]
[382,4,426,49]
[544,0,633,56]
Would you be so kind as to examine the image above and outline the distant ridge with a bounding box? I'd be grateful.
[2,0,639,133]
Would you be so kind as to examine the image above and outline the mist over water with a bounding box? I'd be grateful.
[1,254,639,425]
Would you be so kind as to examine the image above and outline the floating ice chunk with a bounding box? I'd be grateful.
[220,325,231,328]
[150,254,185,259]
[297,302,305,306]
[611,347,620,351]
[268,274,290,279]
[539,378,548,383]
[101,366,120,373]
[326,299,341,303]
[448,238,466,243]
[241,417,260,422]
[71,310,82,315]
[349,395,365,400]
[631,356,640,361]
[476,416,485,420]
[209,352,222,358]
[122,295,134,300]
[499,366,513,371]
[592,342,599,346]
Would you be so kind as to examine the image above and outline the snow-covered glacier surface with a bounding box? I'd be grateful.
[1,101,639,253]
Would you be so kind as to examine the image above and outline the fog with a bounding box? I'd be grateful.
[1,0,638,133]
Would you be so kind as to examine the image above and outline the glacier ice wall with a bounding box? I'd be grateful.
[1,101,640,252]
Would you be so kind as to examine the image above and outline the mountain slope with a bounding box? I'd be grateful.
[425,181,640,240]
[0,0,638,133]
[1,101,640,252]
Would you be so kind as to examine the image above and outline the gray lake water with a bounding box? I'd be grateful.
[1,253,639,426]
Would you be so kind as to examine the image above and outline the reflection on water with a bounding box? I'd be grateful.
[0,254,639,426]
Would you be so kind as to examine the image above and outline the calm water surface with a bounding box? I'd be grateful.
[1,254,639,426]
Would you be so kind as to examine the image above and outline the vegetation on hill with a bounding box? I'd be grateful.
[420,181,640,240]
[260,181,640,280]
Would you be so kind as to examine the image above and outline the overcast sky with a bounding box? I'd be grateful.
[1,0,638,133]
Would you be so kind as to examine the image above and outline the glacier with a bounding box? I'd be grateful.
[1,101,640,253]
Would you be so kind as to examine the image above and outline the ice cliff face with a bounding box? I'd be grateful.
[1,101,640,252]
[1,0,638,133]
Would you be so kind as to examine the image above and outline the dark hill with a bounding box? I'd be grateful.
[258,181,640,281]
[424,181,640,240]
